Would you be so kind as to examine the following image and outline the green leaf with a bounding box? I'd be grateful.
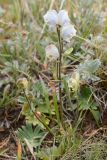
[37,140,65,160]
[79,86,92,110]
[78,59,101,81]
[90,109,100,126]
[64,48,73,56]
[40,78,51,117]
[17,124,46,149]
[79,100,91,110]
[80,86,91,100]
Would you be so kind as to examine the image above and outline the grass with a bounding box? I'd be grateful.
[0,0,107,159]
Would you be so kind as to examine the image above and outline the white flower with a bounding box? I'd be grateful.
[58,10,70,26]
[43,10,70,30]
[43,10,58,28]
[61,24,76,42]
[45,44,59,61]
[44,10,77,41]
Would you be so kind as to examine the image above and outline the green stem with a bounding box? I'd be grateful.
[74,110,86,133]
[23,89,54,136]
[57,26,64,128]
[18,0,24,27]
[56,60,59,79]
[53,92,60,126]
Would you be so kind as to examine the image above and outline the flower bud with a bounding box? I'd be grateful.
[17,77,28,89]
[61,24,76,42]
[45,44,59,61]
[35,111,41,118]
[26,92,34,100]
[58,10,70,26]
[68,72,80,92]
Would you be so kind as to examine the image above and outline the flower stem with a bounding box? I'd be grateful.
[57,26,64,128]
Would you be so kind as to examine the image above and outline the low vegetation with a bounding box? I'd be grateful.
[0,0,107,159]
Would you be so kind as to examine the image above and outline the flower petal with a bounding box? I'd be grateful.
[43,10,58,27]
[61,24,76,42]
[45,44,59,61]
[58,10,70,26]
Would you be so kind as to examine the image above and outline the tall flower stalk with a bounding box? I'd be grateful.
[43,9,76,128]
[57,26,64,127]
